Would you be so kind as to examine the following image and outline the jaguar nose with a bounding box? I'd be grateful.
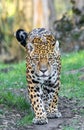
[40,68,47,73]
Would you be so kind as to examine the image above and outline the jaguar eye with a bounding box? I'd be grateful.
[31,56,39,61]
[49,56,52,60]
[49,58,51,61]
[35,57,39,61]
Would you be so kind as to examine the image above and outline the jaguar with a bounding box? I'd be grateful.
[15,28,62,125]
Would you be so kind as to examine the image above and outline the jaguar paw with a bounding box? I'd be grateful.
[33,117,48,125]
[47,111,62,119]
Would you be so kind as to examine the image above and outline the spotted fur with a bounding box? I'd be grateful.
[15,28,61,125]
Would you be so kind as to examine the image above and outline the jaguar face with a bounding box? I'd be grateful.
[30,52,51,78]
[27,41,59,78]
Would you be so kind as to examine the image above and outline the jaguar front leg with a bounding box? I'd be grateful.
[26,74,48,124]
[46,82,62,119]
[28,83,48,124]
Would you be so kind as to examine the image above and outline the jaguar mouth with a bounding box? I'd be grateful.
[35,73,49,77]
[41,75,48,77]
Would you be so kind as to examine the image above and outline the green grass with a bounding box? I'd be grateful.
[0,50,84,125]
[62,51,84,71]
[60,51,84,99]
[0,91,30,110]
[63,126,74,130]
[17,114,33,126]
[0,61,26,90]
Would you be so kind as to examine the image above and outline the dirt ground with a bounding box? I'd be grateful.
[0,94,84,130]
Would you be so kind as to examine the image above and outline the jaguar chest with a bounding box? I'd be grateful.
[27,65,58,85]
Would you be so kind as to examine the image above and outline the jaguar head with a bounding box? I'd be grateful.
[26,41,59,78]
[15,29,60,78]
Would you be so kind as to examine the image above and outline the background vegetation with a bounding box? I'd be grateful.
[0,0,84,62]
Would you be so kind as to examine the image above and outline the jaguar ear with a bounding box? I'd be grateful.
[54,40,59,51]
[14,29,28,47]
